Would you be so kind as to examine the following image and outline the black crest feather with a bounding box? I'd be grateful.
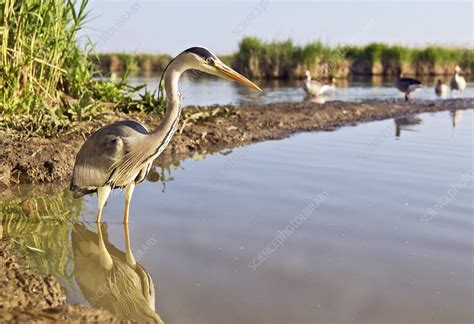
[184,47,217,60]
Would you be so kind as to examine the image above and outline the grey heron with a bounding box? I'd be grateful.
[450,65,466,92]
[70,47,261,223]
[435,79,449,97]
[395,69,423,101]
[302,70,335,97]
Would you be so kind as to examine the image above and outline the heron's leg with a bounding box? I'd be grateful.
[97,222,113,270]
[123,223,137,266]
[123,182,135,224]
[96,186,111,223]
[405,92,409,101]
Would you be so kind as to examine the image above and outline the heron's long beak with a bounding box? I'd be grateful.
[215,62,261,91]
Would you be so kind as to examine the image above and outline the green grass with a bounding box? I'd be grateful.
[234,37,473,79]
[0,0,165,136]
[234,37,342,78]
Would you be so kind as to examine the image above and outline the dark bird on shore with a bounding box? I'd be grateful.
[395,69,423,101]
[450,65,466,92]
[303,70,336,97]
[70,47,261,223]
[435,79,449,97]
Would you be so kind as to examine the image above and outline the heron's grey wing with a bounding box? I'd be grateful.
[71,132,125,194]
[117,120,149,134]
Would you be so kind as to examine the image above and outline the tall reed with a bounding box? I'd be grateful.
[0,0,163,136]
[0,0,91,130]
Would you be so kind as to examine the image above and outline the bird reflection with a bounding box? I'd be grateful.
[394,115,422,137]
[450,109,464,130]
[71,223,163,323]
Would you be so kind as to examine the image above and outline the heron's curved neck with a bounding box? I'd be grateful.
[151,58,188,137]
[142,56,191,163]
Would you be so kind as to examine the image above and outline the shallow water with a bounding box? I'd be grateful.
[123,75,474,106]
[1,109,473,323]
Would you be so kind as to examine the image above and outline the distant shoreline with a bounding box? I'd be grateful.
[93,38,473,79]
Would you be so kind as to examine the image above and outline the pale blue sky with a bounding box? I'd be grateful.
[82,1,473,54]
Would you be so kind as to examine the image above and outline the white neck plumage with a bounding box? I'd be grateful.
[146,53,203,165]
[151,56,188,136]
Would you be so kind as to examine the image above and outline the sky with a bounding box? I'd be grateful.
[82,1,473,55]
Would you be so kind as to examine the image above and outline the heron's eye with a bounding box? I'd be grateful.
[206,57,215,65]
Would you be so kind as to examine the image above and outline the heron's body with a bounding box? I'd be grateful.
[450,66,466,92]
[435,79,449,97]
[70,47,260,223]
[71,120,150,197]
[303,71,335,97]
[395,71,423,101]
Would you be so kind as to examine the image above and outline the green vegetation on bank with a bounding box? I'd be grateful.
[233,37,473,78]
[0,0,166,136]
[97,37,472,79]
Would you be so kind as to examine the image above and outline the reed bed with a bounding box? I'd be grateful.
[96,38,472,79]
[0,0,164,136]
[233,37,473,79]
[1,0,91,133]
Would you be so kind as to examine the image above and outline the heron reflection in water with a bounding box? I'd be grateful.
[71,223,163,323]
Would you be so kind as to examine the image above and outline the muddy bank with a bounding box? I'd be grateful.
[0,239,123,322]
[1,98,473,189]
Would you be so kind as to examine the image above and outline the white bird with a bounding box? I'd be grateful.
[435,79,449,97]
[450,65,466,92]
[303,70,335,97]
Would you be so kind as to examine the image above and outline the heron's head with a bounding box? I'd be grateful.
[454,65,461,74]
[181,47,261,91]
[305,70,311,77]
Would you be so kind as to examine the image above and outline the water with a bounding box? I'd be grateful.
[1,110,472,323]
[123,75,474,106]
